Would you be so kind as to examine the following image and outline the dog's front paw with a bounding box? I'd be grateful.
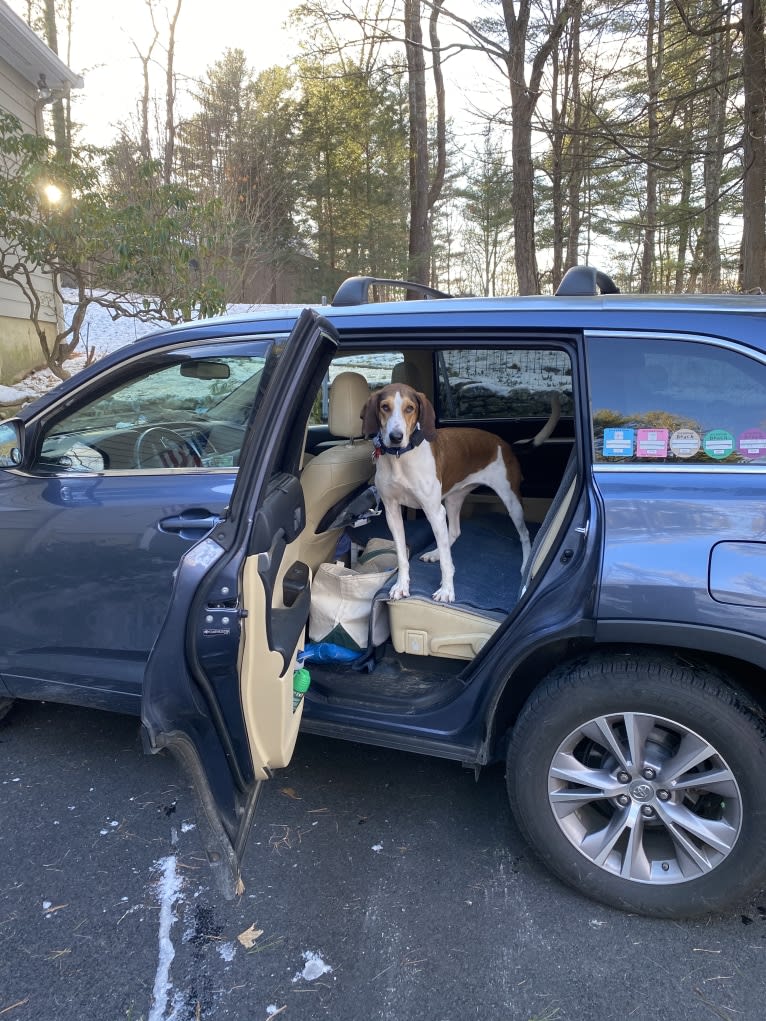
[432,585,455,603]
[389,581,410,600]
[419,548,440,564]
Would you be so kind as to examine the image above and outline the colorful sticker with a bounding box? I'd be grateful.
[603,428,634,457]
[636,428,669,458]
[669,428,701,459]
[738,429,766,460]
[703,429,735,460]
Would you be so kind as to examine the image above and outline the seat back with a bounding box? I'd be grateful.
[298,371,374,573]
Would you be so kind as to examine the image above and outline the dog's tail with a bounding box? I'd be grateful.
[530,392,561,447]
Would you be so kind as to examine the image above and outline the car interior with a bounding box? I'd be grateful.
[25,332,580,711]
[295,342,579,708]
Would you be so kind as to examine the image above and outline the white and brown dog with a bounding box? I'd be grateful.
[362,383,552,604]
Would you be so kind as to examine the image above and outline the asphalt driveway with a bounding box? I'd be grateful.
[1,700,764,1021]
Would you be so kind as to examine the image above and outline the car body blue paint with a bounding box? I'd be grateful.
[3,289,766,754]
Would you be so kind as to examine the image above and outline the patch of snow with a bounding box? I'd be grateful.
[148,856,184,1021]
[59,288,294,361]
[292,950,333,983]
[218,942,236,963]
[371,843,383,853]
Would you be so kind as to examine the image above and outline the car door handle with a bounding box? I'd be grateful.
[158,510,220,535]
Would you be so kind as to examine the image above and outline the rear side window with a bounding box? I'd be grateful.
[436,348,573,422]
[588,335,766,465]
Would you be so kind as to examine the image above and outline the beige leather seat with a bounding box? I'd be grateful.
[298,371,374,573]
[391,358,424,392]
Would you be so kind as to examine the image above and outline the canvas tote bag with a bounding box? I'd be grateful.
[308,538,399,651]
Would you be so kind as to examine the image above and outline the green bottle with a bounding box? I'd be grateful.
[292,668,311,712]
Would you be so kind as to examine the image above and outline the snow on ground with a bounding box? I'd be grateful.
[0,290,295,411]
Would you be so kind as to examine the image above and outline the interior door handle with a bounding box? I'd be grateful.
[158,510,220,535]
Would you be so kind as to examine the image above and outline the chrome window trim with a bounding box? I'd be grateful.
[584,328,766,363]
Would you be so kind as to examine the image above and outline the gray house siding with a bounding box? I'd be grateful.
[0,0,82,389]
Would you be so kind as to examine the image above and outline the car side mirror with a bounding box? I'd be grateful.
[0,420,23,467]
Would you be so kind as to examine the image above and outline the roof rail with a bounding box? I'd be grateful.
[555,265,620,296]
[331,276,452,307]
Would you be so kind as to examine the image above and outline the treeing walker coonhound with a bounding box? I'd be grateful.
[361,382,558,604]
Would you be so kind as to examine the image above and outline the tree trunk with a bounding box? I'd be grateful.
[500,0,579,295]
[565,3,582,272]
[163,0,184,184]
[550,31,564,289]
[640,0,664,293]
[405,0,430,288]
[700,8,730,291]
[41,0,69,158]
[740,0,766,292]
[133,29,159,160]
[675,107,693,293]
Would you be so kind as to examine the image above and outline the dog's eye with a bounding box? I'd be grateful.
[380,402,391,412]
[404,404,416,414]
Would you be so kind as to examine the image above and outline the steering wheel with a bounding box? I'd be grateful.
[134,426,202,468]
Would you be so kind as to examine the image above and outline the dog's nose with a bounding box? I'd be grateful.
[388,429,404,445]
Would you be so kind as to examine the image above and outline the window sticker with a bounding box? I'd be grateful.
[603,427,634,457]
[738,429,766,460]
[636,428,669,458]
[669,428,701,459]
[703,429,735,460]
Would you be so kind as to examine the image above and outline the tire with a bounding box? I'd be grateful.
[0,698,14,723]
[506,654,766,918]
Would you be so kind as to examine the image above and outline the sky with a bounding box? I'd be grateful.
[8,0,496,151]
[8,0,298,145]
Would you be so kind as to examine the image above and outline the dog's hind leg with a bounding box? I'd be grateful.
[491,477,531,571]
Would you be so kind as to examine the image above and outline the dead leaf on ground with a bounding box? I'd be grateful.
[280,787,301,800]
[237,924,264,949]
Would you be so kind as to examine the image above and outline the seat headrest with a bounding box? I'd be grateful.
[329,371,370,439]
[391,359,423,392]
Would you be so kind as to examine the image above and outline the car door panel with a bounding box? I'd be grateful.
[0,339,276,703]
[142,310,339,896]
[0,468,234,699]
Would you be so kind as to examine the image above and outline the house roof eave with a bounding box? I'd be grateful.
[0,1,83,92]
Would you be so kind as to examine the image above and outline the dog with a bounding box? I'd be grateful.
[361,383,555,604]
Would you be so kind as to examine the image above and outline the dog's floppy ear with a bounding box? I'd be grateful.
[416,392,437,440]
[360,393,381,437]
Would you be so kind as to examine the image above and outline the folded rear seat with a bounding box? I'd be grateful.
[384,515,536,660]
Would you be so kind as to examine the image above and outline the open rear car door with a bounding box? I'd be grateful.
[141,309,338,897]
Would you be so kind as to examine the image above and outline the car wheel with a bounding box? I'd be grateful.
[0,698,14,723]
[506,654,766,918]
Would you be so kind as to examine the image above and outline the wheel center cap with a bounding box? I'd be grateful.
[629,780,655,803]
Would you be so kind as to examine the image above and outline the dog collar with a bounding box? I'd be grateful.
[373,427,425,458]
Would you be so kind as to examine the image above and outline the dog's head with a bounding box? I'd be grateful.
[361,383,437,448]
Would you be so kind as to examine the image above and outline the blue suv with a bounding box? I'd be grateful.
[2,265,766,918]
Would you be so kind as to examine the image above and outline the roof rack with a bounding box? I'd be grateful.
[555,265,620,296]
[331,276,452,307]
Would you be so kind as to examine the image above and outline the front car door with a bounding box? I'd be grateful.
[0,338,280,711]
[142,309,338,896]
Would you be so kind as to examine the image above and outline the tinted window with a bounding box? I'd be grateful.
[588,335,766,465]
[34,352,271,473]
[437,348,573,422]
